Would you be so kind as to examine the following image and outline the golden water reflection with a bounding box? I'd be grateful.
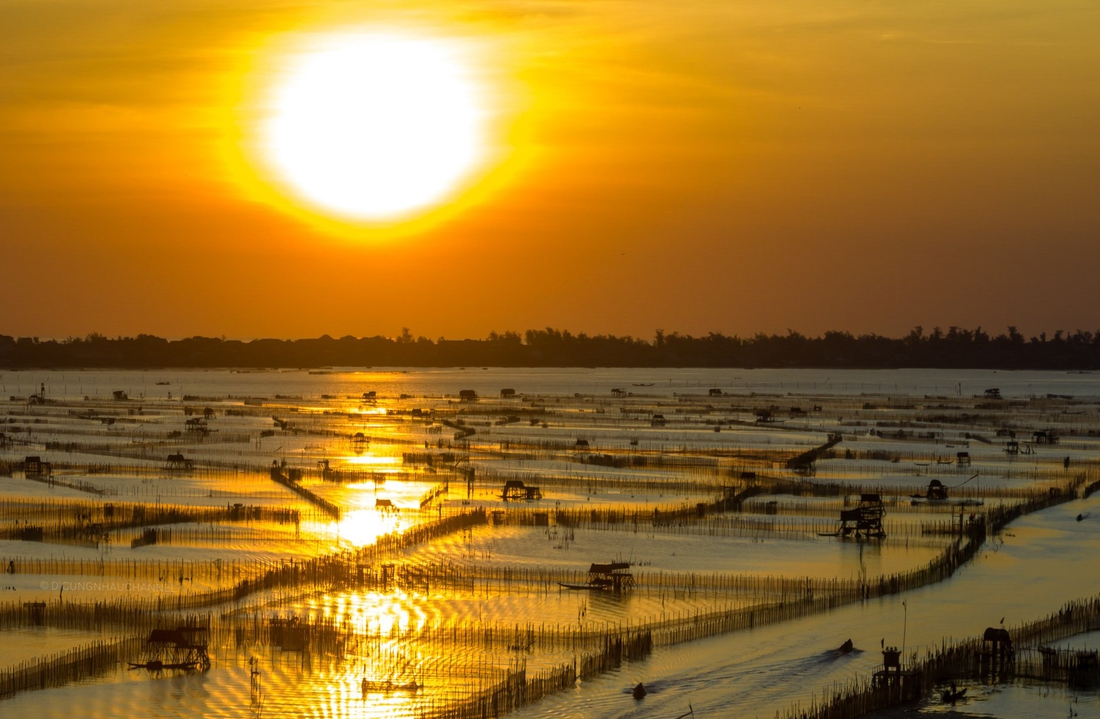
[343,455,400,467]
[313,589,428,635]
[304,508,405,548]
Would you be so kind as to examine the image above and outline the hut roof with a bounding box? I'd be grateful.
[589,562,630,574]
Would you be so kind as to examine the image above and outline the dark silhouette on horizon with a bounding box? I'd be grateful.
[2,326,1100,369]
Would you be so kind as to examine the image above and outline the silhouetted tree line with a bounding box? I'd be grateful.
[2,326,1100,369]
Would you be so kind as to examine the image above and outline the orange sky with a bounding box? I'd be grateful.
[2,0,1099,341]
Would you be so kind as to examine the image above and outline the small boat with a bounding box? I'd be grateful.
[632,682,646,699]
[632,383,655,387]
[941,685,967,703]
[838,639,854,654]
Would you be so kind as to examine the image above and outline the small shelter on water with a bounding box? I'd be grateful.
[983,627,1014,659]
[872,645,921,699]
[560,562,636,594]
[837,494,886,538]
[22,456,51,478]
[980,626,1015,679]
[166,453,193,470]
[910,479,948,501]
[502,480,542,501]
[130,624,210,672]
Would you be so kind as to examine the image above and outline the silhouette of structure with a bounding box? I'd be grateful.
[837,494,886,538]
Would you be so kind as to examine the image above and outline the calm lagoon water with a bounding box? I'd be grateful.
[0,368,1097,719]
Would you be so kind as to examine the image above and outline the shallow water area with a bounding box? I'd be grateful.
[508,494,1100,719]
[916,682,1098,718]
[3,368,1100,718]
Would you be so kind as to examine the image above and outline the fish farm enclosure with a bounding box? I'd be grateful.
[0,367,1097,719]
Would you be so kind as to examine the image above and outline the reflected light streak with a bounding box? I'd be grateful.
[304,508,404,547]
[344,455,400,467]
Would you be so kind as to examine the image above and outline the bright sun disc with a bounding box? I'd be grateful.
[262,33,487,222]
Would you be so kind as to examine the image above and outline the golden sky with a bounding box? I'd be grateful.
[2,0,1098,340]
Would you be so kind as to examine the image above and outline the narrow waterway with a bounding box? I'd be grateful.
[509,494,1100,719]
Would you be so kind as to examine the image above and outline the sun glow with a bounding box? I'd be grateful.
[259,32,490,223]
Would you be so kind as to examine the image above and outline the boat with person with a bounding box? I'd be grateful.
[941,683,967,703]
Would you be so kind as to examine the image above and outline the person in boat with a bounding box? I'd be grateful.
[943,681,966,703]
[839,639,854,653]
[633,682,646,699]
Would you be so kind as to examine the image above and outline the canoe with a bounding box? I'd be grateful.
[942,688,967,703]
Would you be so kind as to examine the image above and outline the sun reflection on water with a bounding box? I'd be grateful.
[344,589,427,635]
[302,508,405,548]
[344,455,400,467]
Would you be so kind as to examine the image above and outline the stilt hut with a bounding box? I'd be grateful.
[837,494,886,538]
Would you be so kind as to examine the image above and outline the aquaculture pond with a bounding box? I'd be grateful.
[1,368,1098,718]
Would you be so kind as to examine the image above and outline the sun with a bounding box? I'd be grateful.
[259,32,489,223]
